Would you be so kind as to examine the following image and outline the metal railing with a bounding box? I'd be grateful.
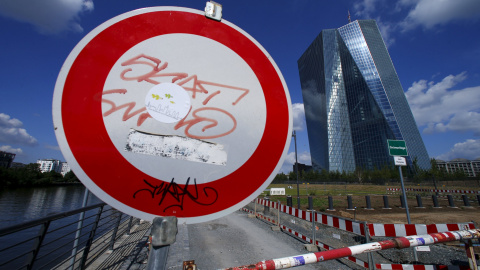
[0,203,140,270]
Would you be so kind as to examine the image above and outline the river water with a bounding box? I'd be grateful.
[0,184,105,269]
[0,184,102,229]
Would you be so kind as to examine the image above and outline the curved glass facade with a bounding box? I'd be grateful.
[298,20,430,172]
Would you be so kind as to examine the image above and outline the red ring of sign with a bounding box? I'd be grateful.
[61,9,289,218]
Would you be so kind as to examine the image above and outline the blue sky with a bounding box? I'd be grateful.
[1,0,480,174]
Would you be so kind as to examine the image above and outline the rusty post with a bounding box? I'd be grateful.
[464,239,478,270]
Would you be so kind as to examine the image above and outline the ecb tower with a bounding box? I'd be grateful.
[298,20,430,172]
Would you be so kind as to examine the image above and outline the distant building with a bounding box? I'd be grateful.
[434,158,480,177]
[37,159,71,176]
[298,19,430,173]
[293,162,313,177]
[0,151,16,168]
[60,162,71,176]
[37,159,61,173]
[10,162,25,169]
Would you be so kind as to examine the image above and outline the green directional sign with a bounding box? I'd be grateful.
[387,140,408,156]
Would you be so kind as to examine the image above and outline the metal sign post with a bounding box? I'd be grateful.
[146,216,178,270]
[389,140,418,262]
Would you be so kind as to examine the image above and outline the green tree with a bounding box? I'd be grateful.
[0,166,16,188]
[288,171,297,181]
[36,170,63,185]
[15,163,42,187]
[273,172,288,183]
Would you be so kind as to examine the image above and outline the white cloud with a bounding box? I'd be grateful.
[0,145,23,155]
[400,0,480,31]
[0,0,94,34]
[292,103,306,131]
[0,113,38,146]
[279,151,311,174]
[353,1,397,46]
[353,0,380,18]
[44,144,61,151]
[405,73,480,135]
[353,0,480,46]
[436,139,480,161]
[376,18,395,47]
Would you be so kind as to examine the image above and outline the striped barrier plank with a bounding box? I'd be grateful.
[368,223,476,237]
[256,198,367,236]
[387,188,480,194]
[255,198,476,237]
[375,264,472,269]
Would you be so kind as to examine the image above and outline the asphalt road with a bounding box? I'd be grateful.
[186,210,362,270]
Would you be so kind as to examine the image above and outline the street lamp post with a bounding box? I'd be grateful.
[293,131,300,209]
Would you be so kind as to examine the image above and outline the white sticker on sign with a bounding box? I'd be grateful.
[145,83,191,123]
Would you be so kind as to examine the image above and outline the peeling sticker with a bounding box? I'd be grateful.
[125,129,227,165]
[416,238,425,245]
[292,256,305,266]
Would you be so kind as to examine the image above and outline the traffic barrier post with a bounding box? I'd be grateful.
[432,195,441,208]
[462,195,471,207]
[447,195,456,208]
[382,195,391,209]
[347,195,354,210]
[327,196,334,211]
[416,195,424,208]
[399,195,405,209]
[365,196,373,210]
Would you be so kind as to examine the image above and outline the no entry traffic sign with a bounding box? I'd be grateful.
[53,7,292,223]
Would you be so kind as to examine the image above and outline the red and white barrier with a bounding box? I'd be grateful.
[256,198,367,236]
[242,208,370,269]
[222,229,480,270]
[387,188,480,194]
[255,198,476,237]
[375,264,471,269]
[368,223,476,237]
[278,224,370,269]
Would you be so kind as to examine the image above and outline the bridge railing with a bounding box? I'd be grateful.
[0,202,140,270]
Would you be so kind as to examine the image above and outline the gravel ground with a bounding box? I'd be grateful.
[246,202,473,268]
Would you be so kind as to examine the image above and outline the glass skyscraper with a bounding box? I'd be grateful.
[298,20,430,172]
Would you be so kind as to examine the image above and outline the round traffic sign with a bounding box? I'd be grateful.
[53,7,292,223]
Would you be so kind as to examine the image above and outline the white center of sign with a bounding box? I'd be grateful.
[145,83,191,123]
[101,34,267,185]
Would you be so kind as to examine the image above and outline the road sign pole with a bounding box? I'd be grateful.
[293,131,300,209]
[398,166,418,262]
[146,216,178,270]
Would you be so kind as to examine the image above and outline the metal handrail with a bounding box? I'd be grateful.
[0,203,105,236]
[0,202,140,270]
